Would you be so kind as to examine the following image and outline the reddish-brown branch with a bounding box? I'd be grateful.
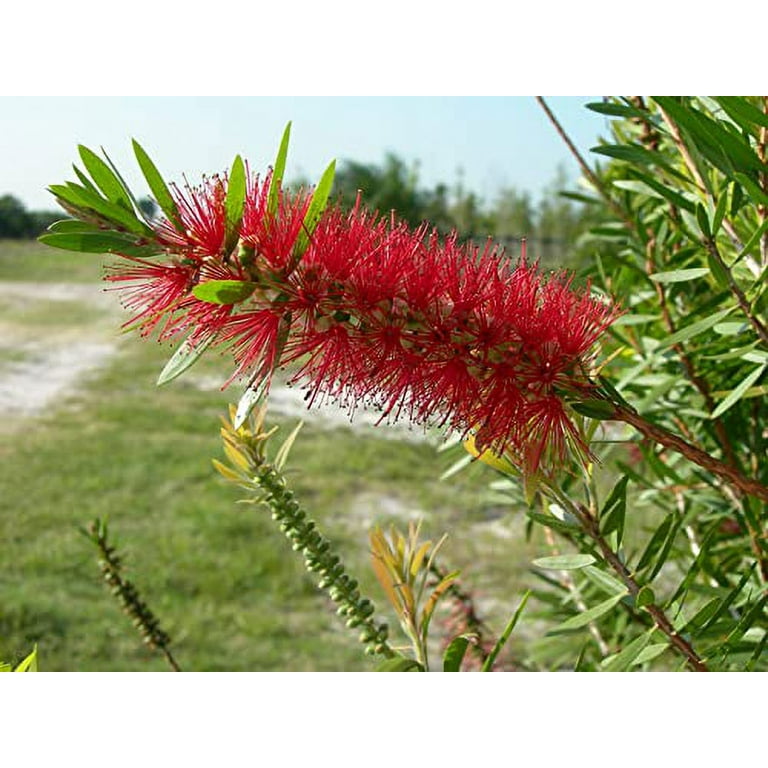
[612,404,768,504]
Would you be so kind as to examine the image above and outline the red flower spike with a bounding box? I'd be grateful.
[103,160,620,476]
[240,169,311,272]
[159,259,249,344]
[104,257,196,336]
[154,176,227,259]
[218,309,284,386]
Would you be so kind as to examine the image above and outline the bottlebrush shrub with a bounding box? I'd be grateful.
[42,102,768,671]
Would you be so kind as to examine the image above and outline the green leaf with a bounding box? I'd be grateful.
[50,182,153,237]
[706,248,730,288]
[481,590,530,671]
[649,268,710,284]
[157,332,217,386]
[654,307,733,350]
[636,516,674,572]
[591,144,680,176]
[601,630,654,671]
[224,155,247,255]
[45,219,97,234]
[714,97,768,131]
[551,591,627,633]
[525,510,580,535]
[714,321,748,335]
[101,147,144,220]
[72,163,99,193]
[722,594,768,649]
[274,420,303,472]
[78,145,132,210]
[613,177,695,213]
[132,139,182,229]
[443,633,475,672]
[585,101,647,119]
[734,217,768,266]
[634,643,669,665]
[568,399,615,420]
[611,314,661,328]
[653,96,765,177]
[268,122,292,216]
[695,203,711,238]
[599,475,628,544]
[234,377,271,430]
[644,515,683,583]
[39,231,161,258]
[293,159,336,260]
[582,566,627,596]
[192,279,257,305]
[733,172,768,207]
[712,187,729,235]
[376,656,422,672]
[710,364,766,419]
[636,585,655,608]
[532,554,596,571]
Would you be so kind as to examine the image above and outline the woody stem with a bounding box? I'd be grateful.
[611,404,768,504]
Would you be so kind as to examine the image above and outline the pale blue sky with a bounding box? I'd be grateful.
[1,97,610,211]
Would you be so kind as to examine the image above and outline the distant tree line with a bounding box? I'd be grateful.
[0,195,62,239]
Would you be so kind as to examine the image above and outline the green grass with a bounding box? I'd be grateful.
[0,239,103,283]
[0,240,536,671]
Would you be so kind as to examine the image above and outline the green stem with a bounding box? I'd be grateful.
[255,466,395,660]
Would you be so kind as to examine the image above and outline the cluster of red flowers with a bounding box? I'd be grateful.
[105,169,619,473]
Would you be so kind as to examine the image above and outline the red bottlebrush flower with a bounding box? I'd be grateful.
[98,156,619,476]
[160,259,249,345]
[154,176,227,259]
[240,170,311,272]
[272,212,620,473]
[104,256,196,336]
[218,308,285,386]
[517,395,589,477]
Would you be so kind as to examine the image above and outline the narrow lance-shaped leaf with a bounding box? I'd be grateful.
[78,145,133,210]
[443,634,475,672]
[550,591,628,633]
[49,182,154,237]
[711,364,767,419]
[224,155,247,255]
[44,219,95,234]
[599,475,628,544]
[268,122,292,216]
[649,268,710,284]
[132,139,183,231]
[293,159,336,261]
[653,96,765,177]
[655,307,733,350]
[192,279,257,305]
[601,630,655,672]
[157,331,218,386]
[102,147,145,222]
[376,656,422,672]
[532,554,596,570]
[72,164,100,194]
[234,376,271,430]
[481,590,531,671]
[39,231,162,258]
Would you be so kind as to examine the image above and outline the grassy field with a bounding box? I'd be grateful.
[0,240,537,671]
